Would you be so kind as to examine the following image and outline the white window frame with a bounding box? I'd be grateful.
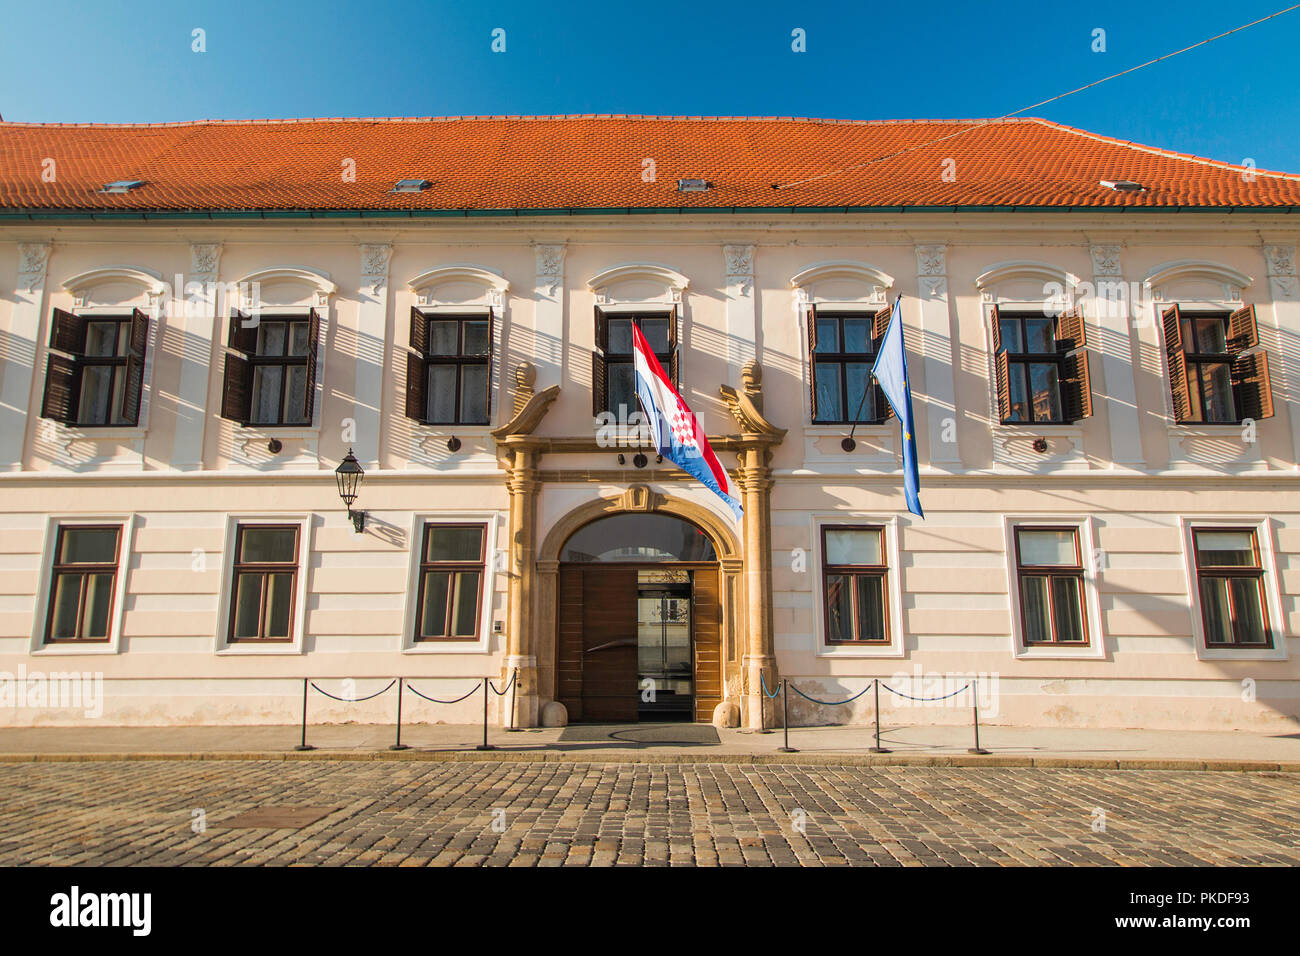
[401,512,501,654]
[1179,516,1287,662]
[30,514,136,656]
[1002,515,1105,659]
[812,513,905,658]
[214,513,313,655]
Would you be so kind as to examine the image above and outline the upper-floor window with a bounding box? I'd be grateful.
[1163,305,1273,424]
[992,307,1092,425]
[221,311,320,427]
[821,525,889,644]
[592,308,676,417]
[1013,526,1088,645]
[404,309,492,425]
[1192,528,1271,648]
[44,525,122,644]
[41,309,149,427]
[808,306,893,425]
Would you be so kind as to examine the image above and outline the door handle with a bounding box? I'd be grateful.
[585,638,637,654]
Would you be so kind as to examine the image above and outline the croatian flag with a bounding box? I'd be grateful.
[632,323,743,521]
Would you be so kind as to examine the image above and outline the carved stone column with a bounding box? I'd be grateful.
[503,443,541,726]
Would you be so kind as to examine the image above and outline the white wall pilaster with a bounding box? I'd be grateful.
[0,242,51,471]
[355,243,391,469]
[723,244,756,381]
[533,243,566,390]
[914,244,960,466]
[1089,244,1144,467]
[170,242,222,469]
[1262,243,1300,468]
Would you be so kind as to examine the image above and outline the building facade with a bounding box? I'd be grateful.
[0,115,1297,731]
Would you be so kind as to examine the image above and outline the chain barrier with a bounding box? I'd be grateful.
[488,669,517,696]
[758,671,782,699]
[787,682,873,707]
[307,679,396,702]
[405,682,482,705]
[878,682,971,702]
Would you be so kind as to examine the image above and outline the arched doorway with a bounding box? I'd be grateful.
[553,511,725,723]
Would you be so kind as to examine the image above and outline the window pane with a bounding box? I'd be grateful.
[283,365,309,425]
[1051,577,1085,642]
[83,321,119,357]
[825,574,852,641]
[855,575,886,640]
[998,318,1023,353]
[78,364,113,425]
[264,573,294,638]
[638,318,669,354]
[607,319,633,354]
[232,573,264,638]
[1025,318,1054,353]
[287,322,309,357]
[813,363,842,422]
[451,571,481,636]
[1028,362,1062,422]
[426,525,484,562]
[608,362,635,417]
[81,573,114,639]
[1021,576,1050,643]
[826,528,883,566]
[60,528,119,564]
[1006,363,1028,422]
[427,364,457,422]
[1229,577,1268,644]
[462,321,490,356]
[1195,531,1256,567]
[846,363,874,423]
[843,318,871,353]
[1200,363,1235,423]
[428,321,458,356]
[250,366,283,424]
[108,366,128,425]
[814,318,839,353]
[460,364,488,424]
[239,527,296,564]
[49,575,82,639]
[419,571,451,637]
[1193,317,1228,353]
[1199,577,1233,644]
[1018,529,1077,566]
[257,322,287,357]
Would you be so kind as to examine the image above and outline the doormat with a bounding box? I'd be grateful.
[215,807,337,829]
[557,724,721,746]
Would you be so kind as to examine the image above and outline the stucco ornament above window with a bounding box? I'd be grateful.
[975,260,1082,304]
[408,265,509,309]
[62,266,169,307]
[789,261,894,305]
[235,267,336,309]
[587,264,689,305]
[1143,260,1253,302]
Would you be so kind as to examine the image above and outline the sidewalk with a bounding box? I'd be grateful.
[2,721,1299,770]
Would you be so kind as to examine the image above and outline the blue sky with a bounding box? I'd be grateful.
[2,0,1297,171]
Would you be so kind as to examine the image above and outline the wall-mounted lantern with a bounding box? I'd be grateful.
[334,448,366,533]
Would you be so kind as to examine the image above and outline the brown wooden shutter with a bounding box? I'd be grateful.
[872,304,892,341]
[49,308,87,355]
[302,309,321,423]
[1232,351,1275,420]
[120,309,149,425]
[669,349,679,389]
[1227,304,1259,353]
[592,352,608,416]
[405,351,427,422]
[989,305,1002,353]
[409,306,429,354]
[994,349,1011,423]
[1061,349,1093,422]
[484,308,495,417]
[221,353,252,424]
[40,353,81,423]
[874,383,895,422]
[806,307,818,419]
[1162,305,1192,422]
[594,307,608,353]
[227,310,257,353]
[1056,306,1086,352]
[666,306,679,388]
[870,304,895,422]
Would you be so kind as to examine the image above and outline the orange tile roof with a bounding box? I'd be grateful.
[1,114,1298,214]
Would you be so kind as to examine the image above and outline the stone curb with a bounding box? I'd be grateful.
[0,750,1296,772]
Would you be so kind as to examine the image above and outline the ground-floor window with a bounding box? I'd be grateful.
[415,523,486,640]
[228,524,300,642]
[821,525,889,644]
[1193,528,1271,647]
[1014,526,1088,645]
[45,525,122,643]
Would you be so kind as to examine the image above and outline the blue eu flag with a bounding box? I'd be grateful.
[870,297,924,518]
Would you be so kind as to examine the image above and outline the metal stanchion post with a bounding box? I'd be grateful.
[967,677,990,755]
[869,678,890,753]
[390,677,410,751]
[757,670,773,734]
[505,668,520,732]
[294,677,314,751]
[777,680,798,753]
[476,677,496,751]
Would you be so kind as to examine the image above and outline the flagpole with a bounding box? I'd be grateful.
[842,295,899,453]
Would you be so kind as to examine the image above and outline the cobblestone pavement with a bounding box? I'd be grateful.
[1,760,1298,866]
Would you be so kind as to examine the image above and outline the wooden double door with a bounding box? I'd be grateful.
[557,564,721,723]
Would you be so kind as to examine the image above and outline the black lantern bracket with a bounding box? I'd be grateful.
[334,448,367,535]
